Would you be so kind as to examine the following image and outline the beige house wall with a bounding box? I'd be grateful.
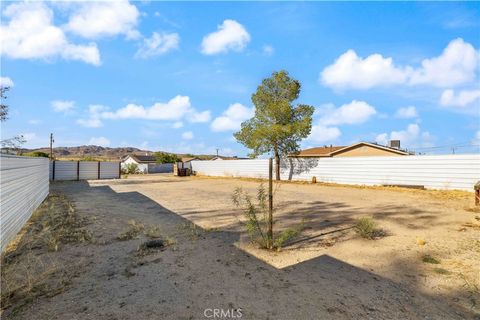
[333,145,404,157]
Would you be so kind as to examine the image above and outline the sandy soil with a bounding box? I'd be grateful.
[3,174,479,319]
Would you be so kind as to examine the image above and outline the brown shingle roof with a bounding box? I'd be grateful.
[181,157,199,162]
[294,146,346,157]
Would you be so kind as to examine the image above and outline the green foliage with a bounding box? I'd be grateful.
[273,228,299,249]
[121,163,139,174]
[232,184,302,250]
[234,70,314,179]
[355,217,385,240]
[232,184,271,248]
[80,156,99,161]
[23,151,49,158]
[155,152,180,164]
[1,86,9,122]
[433,267,450,275]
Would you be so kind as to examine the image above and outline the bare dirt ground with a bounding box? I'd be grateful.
[2,174,479,319]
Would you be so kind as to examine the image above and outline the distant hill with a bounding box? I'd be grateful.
[6,145,216,161]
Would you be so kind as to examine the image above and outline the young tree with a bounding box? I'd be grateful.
[1,86,10,122]
[1,86,25,151]
[234,70,314,180]
[155,152,180,164]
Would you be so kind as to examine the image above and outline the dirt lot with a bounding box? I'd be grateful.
[2,174,479,319]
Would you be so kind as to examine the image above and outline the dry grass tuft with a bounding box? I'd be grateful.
[422,254,440,264]
[144,225,162,239]
[354,217,386,240]
[464,206,480,214]
[1,193,91,313]
[117,220,145,241]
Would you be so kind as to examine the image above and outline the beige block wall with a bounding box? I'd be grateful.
[333,145,404,157]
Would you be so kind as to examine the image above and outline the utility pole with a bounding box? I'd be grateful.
[49,133,54,160]
[216,148,219,157]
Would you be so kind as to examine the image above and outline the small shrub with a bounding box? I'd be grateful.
[355,217,385,240]
[22,151,49,158]
[117,220,144,241]
[145,225,161,239]
[232,184,303,250]
[274,228,299,249]
[422,254,440,264]
[121,163,139,174]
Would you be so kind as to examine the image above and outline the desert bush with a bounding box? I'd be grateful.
[121,163,139,174]
[144,225,161,239]
[355,217,385,240]
[117,220,145,241]
[22,151,49,158]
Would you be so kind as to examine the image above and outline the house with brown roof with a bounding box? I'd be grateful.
[121,154,173,174]
[292,141,410,158]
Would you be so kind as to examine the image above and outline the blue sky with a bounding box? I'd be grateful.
[1,1,479,156]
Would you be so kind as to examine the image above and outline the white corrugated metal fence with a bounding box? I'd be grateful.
[50,160,120,180]
[1,154,49,251]
[191,154,480,191]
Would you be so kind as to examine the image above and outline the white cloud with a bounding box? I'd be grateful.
[308,125,341,143]
[77,118,103,128]
[77,104,107,127]
[172,121,183,129]
[65,0,140,40]
[51,100,75,112]
[78,96,210,126]
[318,100,377,126]
[28,119,41,125]
[0,2,100,65]
[181,131,194,140]
[321,50,408,90]
[211,103,254,132]
[188,110,211,123]
[321,38,479,90]
[375,123,433,148]
[135,32,179,59]
[440,89,480,108]
[0,77,14,87]
[395,106,418,119]
[409,38,479,87]
[473,131,480,145]
[201,20,250,55]
[262,45,274,56]
[102,96,192,121]
[88,136,110,147]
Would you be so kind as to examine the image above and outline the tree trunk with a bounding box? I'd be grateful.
[274,151,280,181]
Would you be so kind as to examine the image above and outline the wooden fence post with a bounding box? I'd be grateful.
[52,160,55,181]
[98,161,101,180]
[118,162,121,179]
[268,157,273,249]
[77,161,80,181]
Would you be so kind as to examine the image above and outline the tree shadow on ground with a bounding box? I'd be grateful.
[5,181,472,320]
